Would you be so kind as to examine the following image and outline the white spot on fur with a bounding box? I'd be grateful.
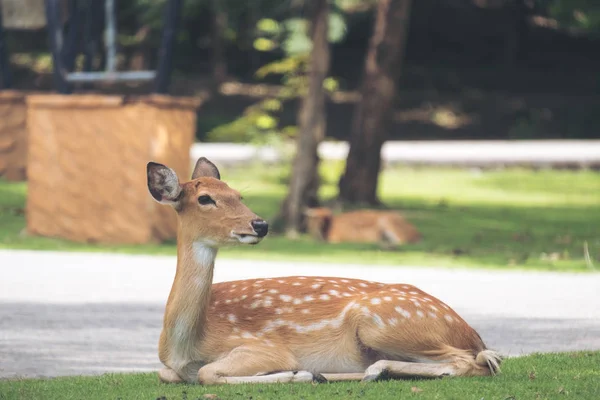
[383,296,392,302]
[241,331,256,339]
[328,280,338,283]
[227,314,237,323]
[301,309,310,314]
[329,290,340,296]
[416,310,425,318]
[395,306,411,318]
[250,300,262,309]
[298,277,307,280]
[280,294,293,302]
[361,306,370,315]
[241,295,248,300]
[370,298,382,305]
[445,315,454,322]
[277,280,285,283]
[388,317,399,326]
[409,291,419,295]
[225,299,231,304]
[275,308,283,315]
[293,298,303,305]
[292,282,302,286]
[359,283,368,287]
[263,299,273,307]
[303,295,314,302]
[319,294,330,301]
[341,279,349,283]
[411,299,422,308]
[311,284,321,289]
[264,340,275,347]
[241,286,248,291]
[342,292,352,297]
[430,305,439,312]
[428,312,438,318]
[397,297,406,301]
[268,289,278,294]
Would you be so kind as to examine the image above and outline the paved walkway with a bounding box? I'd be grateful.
[1,250,599,379]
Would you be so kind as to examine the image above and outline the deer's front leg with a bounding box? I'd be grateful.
[197,345,313,385]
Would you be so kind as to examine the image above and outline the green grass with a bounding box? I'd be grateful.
[1,352,599,400]
[1,163,599,272]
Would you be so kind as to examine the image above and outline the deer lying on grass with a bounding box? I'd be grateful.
[305,207,422,247]
[147,157,501,385]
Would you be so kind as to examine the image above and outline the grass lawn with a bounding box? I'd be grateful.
[0,162,599,272]
[1,352,599,400]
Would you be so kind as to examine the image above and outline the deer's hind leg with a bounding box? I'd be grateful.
[197,344,315,385]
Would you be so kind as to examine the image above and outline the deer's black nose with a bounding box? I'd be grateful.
[251,219,269,238]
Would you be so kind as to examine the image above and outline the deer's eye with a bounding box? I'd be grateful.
[198,195,215,206]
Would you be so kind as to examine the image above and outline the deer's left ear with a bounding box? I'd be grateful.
[191,157,221,180]
[147,162,182,206]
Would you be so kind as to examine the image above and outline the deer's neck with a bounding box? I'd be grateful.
[164,234,217,361]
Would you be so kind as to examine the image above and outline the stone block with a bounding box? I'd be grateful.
[0,91,28,181]
[26,94,200,244]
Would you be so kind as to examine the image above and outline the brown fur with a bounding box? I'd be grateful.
[305,207,422,246]
[148,158,500,385]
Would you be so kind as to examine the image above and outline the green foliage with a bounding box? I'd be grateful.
[2,352,600,400]
[209,8,347,145]
[547,0,600,34]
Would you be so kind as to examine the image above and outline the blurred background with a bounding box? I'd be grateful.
[0,0,598,273]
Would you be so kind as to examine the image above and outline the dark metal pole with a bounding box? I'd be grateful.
[153,0,183,94]
[63,0,80,71]
[0,5,12,89]
[44,0,71,93]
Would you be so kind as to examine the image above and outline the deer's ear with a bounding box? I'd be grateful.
[192,157,221,180]
[147,162,182,205]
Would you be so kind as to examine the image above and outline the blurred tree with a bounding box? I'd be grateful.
[279,0,331,237]
[338,0,412,205]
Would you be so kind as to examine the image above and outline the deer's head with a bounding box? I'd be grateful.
[304,207,334,241]
[147,157,268,247]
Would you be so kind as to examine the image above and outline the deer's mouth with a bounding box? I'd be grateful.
[231,232,262,245]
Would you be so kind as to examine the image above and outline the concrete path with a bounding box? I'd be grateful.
[1,250,599,379]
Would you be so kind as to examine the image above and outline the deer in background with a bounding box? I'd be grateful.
[147,157,501,385]
[304,207,422,247]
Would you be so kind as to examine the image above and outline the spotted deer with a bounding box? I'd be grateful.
[147,157,501,385]
[304,207,422,247]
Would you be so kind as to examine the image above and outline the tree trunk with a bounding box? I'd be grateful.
[279,0,330,237]
[338,0,412,205]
